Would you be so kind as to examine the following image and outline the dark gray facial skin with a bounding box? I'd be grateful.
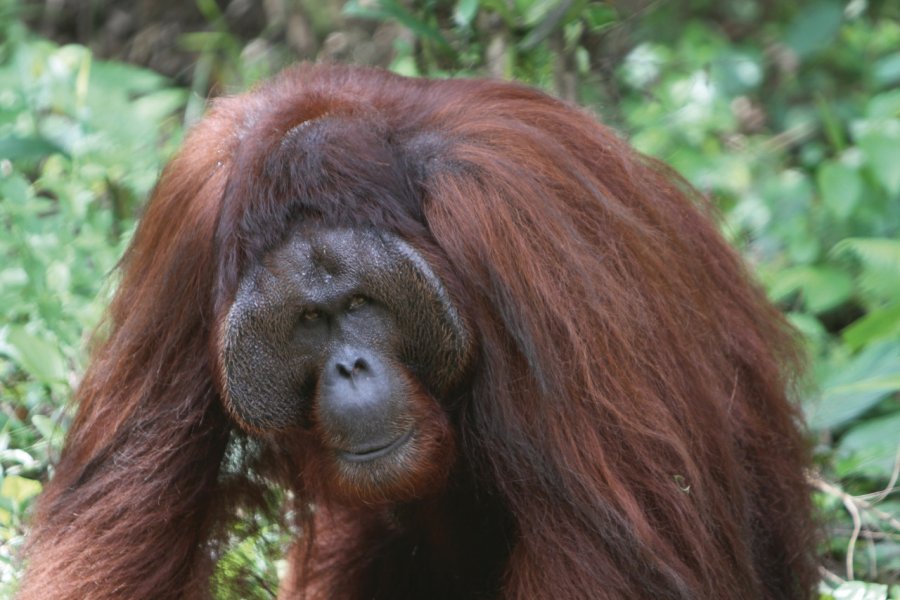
[221,227,472,461]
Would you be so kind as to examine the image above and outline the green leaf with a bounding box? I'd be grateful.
[867,90,900,120]
[824,374,900,398]
[389,55,419,77]
[132,89,189,123]
[583,4,616,30]
[843,304,900,350]
[833,237,900,304]
[519,0,574,50]
[860,131,900,196]
[0,136,66,160]
[343,0,452,50]
[454,0,479,28]
[833,238,900,273]
[520,0,558,26]
[784,0,843,59]
[817,161,862,219]
[768,266,853,314]
[0,475,42,504]
[4,327,67,385]
[0,173,31,204]
[31,415,65,444]
[830,580,889,600]
[836,413,900,480]
[806,341,900,430]
[89,61,169,96]
[873,52,900,89]
[787,311,827,341]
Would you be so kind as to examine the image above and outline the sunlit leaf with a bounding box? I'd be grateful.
[4,327,67,385]
[833,238,900,273]
[830,580,889,600]
[0,476,42,504]
[843,304,900,350]
[454,0,479,28]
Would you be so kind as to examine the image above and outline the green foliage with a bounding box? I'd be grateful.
[0,17,187,593]
[1,0,898,595]
[820,581,900,600]
[212,513,292,599]
[343,0,617,86]
[180,0,292,121]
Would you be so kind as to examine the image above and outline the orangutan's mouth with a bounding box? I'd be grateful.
[337,429,414,463]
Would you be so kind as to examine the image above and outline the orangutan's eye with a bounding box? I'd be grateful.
[347,295,367,311]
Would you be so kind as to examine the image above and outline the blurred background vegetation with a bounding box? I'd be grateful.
[0,0,898,597]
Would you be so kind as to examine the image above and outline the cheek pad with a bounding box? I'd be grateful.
[362,233,473,394]
[222,267,314,430]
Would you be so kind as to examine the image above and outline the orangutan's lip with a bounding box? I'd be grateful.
[337,429,414,463]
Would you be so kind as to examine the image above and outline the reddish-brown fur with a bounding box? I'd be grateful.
[21,64,816,599]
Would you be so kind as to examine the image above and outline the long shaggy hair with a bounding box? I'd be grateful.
[21,64,816,599]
